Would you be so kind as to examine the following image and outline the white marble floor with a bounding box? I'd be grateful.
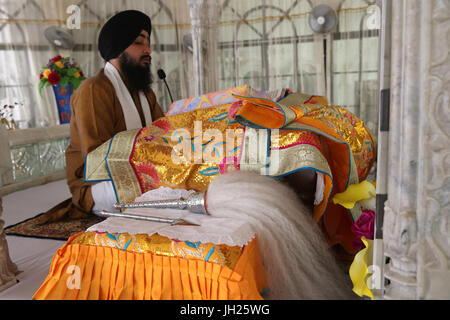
[0,180,70,300]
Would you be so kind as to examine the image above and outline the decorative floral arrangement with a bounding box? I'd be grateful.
[331,179,376,249]
[351,209,375,250]
[39,55,86,95]
[332,179,377,299]
[0,102,19,130]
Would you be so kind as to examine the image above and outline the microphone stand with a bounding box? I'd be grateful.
[157,69,174,103]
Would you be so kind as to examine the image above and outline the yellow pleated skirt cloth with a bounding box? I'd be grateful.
[33,232,267,300]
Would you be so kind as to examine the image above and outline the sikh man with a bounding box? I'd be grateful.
[43,10,165,222]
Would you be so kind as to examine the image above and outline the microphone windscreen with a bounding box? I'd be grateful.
[157,69,166,79]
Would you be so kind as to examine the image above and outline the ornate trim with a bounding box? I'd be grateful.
[384,0,450,299]
[0,198,19,292]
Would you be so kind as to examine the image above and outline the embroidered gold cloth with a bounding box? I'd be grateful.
[85,92,375,254]
[71,231,243,270]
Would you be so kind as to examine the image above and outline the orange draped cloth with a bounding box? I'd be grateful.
[33,233,267,300]
[34,89,374,300]
[84,93,374,255]
[234,93,375,255]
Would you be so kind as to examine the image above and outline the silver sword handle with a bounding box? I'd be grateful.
[114,191,208,215]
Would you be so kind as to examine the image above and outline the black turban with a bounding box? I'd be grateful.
[98,10,151,61]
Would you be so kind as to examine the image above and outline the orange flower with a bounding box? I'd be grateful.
[55,61,64,68]
[43,69,51,78]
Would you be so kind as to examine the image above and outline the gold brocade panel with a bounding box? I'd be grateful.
[84,92,375,253]
[71,232,244,270]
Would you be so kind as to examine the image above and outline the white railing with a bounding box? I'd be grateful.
[0,124,70,291]
[0,124,69,195]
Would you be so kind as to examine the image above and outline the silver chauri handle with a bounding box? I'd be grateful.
[114,191,208,215]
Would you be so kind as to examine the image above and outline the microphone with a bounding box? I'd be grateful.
[157,69,174,103]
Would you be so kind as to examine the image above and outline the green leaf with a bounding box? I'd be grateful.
[68,68,78,76]
[60,78,68,90]
[38,80,48,97]
[70,79,78,90]
[74,78,84,90]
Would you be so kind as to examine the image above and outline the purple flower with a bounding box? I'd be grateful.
[351,209,375,250]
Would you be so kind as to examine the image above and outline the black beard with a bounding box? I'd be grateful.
[118,51,153,91]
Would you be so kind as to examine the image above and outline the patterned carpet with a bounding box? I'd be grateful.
[4,212,104,240]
